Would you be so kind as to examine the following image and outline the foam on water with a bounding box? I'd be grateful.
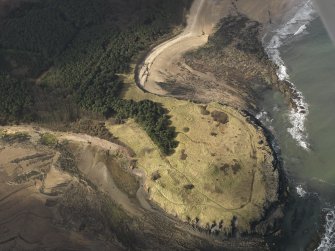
[317,208,335,251]
[256,111,273,124]
[264,3,335,249]
[294,24,308,36]
[255,111,275,134]
[296,184,308,197]
[265,0,317,150]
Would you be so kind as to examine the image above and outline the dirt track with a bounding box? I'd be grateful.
[137,0,298,97]
[138,0,229,95]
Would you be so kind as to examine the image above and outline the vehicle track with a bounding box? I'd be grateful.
[138,0,227,95]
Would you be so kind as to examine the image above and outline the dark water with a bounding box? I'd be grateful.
[261,18,335,250]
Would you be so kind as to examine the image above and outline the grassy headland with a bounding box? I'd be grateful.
[106,68,280,233]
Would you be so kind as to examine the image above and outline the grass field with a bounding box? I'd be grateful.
[108,70,278,232]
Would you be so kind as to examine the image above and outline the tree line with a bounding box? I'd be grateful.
[0,0,190,154]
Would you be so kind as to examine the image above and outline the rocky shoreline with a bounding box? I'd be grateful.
[243,110,288,239]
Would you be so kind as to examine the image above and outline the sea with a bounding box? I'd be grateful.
[260,1,335,250]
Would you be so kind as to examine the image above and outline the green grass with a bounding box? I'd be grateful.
[40,132,58,146]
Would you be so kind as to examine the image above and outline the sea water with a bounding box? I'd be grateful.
[261,5,335,251]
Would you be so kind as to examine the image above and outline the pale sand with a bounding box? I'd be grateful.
[138,0,298,97]
[138,0,230,95]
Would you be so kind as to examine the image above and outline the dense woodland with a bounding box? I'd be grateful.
[0,0,190,154]
[0,75,33,122]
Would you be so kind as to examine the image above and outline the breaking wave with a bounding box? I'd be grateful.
[296,184,308,197]
[317,208,335,251]
[265,0,317,150]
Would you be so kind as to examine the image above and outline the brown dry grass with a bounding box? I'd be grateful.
[109,72,278,232]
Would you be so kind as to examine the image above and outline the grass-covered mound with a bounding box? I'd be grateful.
[109,100,279,233]
[107,73,280,233]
